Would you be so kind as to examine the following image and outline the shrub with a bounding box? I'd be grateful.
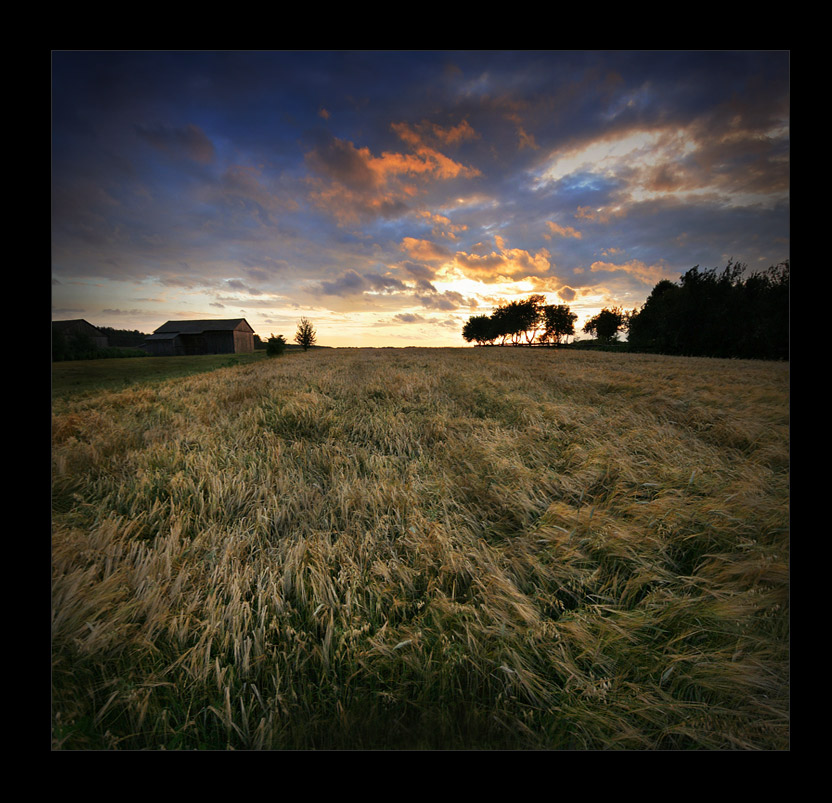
[266,334,287,357]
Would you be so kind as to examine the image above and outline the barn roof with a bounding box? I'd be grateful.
[52,319,105,335]
[152,318,254,335]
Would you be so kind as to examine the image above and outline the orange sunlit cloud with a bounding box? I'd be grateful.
[392,119,479,149]
[401,237,453,262]
[444,236,554,284]
[545,221,583,239]
[416,210,468,240]
[525,276,580,302]
[305,128,480,224]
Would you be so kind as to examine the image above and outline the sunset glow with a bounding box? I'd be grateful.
[51,51,789,346]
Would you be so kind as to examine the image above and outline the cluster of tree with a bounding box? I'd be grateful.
[462,295,578,346]
[98,327,148,348]
[265,317,317,356]
[627,261,789,360]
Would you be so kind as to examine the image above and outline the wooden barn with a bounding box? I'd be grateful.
[144,318,255,356]
[52,319,109,349]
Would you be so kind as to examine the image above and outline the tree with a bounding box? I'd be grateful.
[627,280,682,353]
[518,294,546,344]
[491,295,544,345]
[583,307,627,344]
[266,333,287,356]
[539,304,577,345]
[462,315,498,346]
[490,303,516,345]
[294,317,317,351]
[98,327,148,348]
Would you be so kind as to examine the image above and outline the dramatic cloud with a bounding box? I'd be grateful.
[534,119,789,211]
[51,51,789,346]
[304,123,480,225]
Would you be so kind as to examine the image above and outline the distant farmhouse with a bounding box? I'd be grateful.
[52,319,109,349]
[144,318,255,357]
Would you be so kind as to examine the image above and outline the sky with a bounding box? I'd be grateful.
[51,50,790,347]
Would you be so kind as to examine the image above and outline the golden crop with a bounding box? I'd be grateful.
[51,347,789,750]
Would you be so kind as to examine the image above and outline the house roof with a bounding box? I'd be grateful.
[151,318,254,335]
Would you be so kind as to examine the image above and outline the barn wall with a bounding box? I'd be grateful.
[176,331,237,355]
[204,331,236,354]
[233,329,254,354]
[145,339,178,356]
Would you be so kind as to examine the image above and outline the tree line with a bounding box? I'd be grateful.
[627,261,789,360]
[461,260,789,360]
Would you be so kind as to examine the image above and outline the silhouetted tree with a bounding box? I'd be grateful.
[583,307,627,344]
[734,262,790,359]
[539,304,577,345]
[462,315,498,345]
[490,302,522,345]
[517,294,546,344]
[294,318,317,351]
[628,280,682,354]
[490,296,545,345]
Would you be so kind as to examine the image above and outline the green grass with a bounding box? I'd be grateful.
[51,351,268,400]
[51,347,789,750]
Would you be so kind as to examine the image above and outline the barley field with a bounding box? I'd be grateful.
[51,347,789,750]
